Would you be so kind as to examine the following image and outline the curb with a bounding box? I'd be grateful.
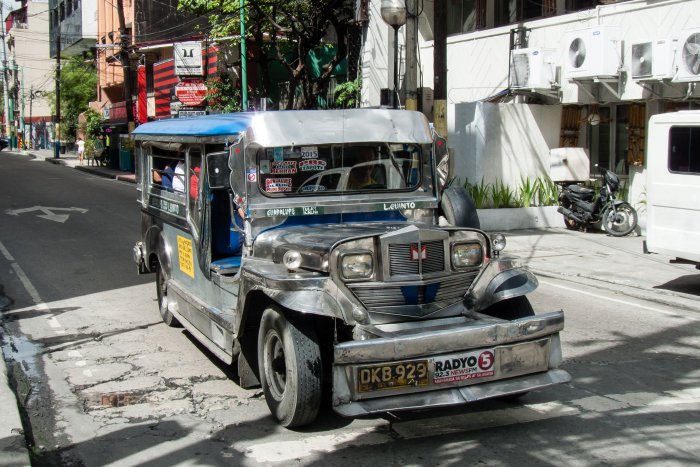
[530,267,700,314]
[0,349,32,467]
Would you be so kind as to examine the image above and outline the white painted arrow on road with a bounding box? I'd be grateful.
[5,206,88,223]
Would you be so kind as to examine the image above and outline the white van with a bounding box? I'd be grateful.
[645,110,700,267]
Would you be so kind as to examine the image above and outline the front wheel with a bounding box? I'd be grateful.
[603,202,638,237]
[258,306,322,427]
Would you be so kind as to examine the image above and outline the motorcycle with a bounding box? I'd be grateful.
[557,165,638,237]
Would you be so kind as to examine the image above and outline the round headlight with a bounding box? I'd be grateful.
[341,253,373,279]
[452,243,483,268]
[491,233,507,252]
[283,250,302,271]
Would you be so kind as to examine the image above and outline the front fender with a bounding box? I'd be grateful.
[464,258,538,312]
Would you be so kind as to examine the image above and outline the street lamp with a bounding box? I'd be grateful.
[380,0,407,109]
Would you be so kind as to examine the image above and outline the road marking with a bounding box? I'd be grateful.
[5,206,88,223]
[0,240,65,334]
[539,279,700,321]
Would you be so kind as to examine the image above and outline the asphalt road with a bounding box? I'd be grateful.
[1,153,699,466]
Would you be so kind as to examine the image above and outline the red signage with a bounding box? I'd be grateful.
[175,79,207,107]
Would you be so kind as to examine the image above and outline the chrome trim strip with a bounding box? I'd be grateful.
[333,369,571,417]
[334,311,565,364]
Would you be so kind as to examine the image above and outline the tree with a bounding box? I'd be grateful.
[44,54,97,141]
[178,0,356,110]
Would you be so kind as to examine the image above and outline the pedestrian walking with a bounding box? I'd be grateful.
[77,138,85,165]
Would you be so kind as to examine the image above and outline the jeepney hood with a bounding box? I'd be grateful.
[253,222,421,272]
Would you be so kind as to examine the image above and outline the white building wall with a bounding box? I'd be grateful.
[13,1,54,118]
[445,0,700,105]
[451,102,562,187]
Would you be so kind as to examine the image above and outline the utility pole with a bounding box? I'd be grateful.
[55,30,61,158]
[116,0,134,132]
[1,3,10,145]
[404,0,418,111]
[240,0,248,111]
[433,0,447,139]
[29,85,32,149]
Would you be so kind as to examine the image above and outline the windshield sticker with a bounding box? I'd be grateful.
[271,161,297,175]
[382,201,417,211]
[246,168,257,182]
[300,185,326,192]
[273,147,284,161]
[259,160,270,174]
[264,206,324,217]
[265,178,293,192]
[299,159,326,172]
[301,146,319,159]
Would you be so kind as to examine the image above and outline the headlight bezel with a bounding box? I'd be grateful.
[339,250,375,280]
[450,241,484,269]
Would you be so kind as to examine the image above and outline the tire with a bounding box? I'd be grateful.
[482,295,535,321]
[562,214,580,231]
[603,202,638,237]
[258,306,322,427]
[441,186,480,228]
[156,263,181,327]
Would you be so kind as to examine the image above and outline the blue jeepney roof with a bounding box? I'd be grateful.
[132,109,433,146]
[132,113,256,137]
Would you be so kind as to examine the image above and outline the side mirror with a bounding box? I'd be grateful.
[207,152,231,190]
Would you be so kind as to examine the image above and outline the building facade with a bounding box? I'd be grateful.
[361,0,700,226]
[3,0,55,149]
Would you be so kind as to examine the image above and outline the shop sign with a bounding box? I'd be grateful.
[174,41,203,76]
[175,79,208,107]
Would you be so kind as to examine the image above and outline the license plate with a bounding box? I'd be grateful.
[357,360,429,393]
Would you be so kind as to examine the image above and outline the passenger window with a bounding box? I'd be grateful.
[669,126,700,174]
[149,148,185,195]
[188,148,203,235]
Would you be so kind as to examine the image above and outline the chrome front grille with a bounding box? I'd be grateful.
[348,271,478,311]
[388,240,445,276]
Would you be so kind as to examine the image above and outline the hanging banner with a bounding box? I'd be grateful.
[174,41,203,76]
[137,64,147,124]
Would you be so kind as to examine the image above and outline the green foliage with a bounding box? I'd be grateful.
[206,75,242,113]
[517,176,537,208]
[464,178,491,209]
[82,108,103,139]
[491,180,517,208]
[534,175,559,207]
[334,78,360,109]
[178,0,356,109]
[44,54,97,141]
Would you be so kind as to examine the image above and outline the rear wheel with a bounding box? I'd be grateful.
[258,306,322,427]
[603,202,638,237]
[156,263,181,327]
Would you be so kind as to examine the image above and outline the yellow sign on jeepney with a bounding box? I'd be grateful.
[177,236,195,278]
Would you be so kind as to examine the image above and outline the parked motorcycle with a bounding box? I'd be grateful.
[0,136,8,151]
[557,165,638,237]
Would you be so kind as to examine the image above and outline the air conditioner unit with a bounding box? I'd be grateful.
[631,38,678,80]
[510,48,557,89]
[673,28,700,82]
[564,25,621,80]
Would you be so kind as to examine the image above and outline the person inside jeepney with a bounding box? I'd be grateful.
[172,159,186,192]
[152,159,176,190]
[346,146,384,190]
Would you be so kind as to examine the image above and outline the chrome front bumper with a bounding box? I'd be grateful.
[332,311,570,417]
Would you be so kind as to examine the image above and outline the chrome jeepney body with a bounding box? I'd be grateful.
[132,109,569,426]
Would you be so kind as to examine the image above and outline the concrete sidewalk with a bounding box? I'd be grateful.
[28,148,136,183]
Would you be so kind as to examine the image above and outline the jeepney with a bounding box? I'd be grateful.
[132,109,570,427]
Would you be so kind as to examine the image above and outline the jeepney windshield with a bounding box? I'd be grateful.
[257,143,425,196]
